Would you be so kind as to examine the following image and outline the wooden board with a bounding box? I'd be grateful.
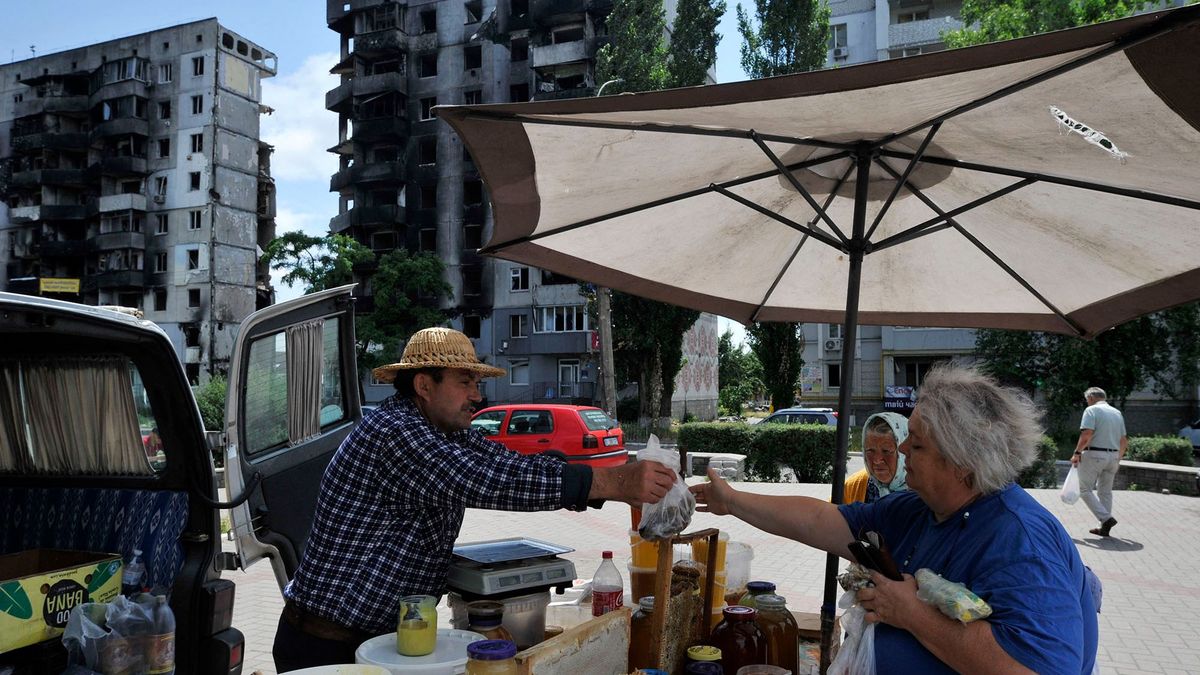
[515,606,631,675]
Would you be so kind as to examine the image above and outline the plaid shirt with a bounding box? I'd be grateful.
[284,396,588,634]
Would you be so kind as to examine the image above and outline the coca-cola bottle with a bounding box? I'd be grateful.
[591,551,624,617]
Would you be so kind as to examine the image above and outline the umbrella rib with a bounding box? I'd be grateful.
[710,185,847,252]
[870,178,1035,253]
[750,161,858,323]
[880,150,1200,212]
[876,9,1199,147]
[865,122,942,243]
[477,151,852,255]
[750,131,850,245]
[459,109,858,151]
[873,159,1085,335]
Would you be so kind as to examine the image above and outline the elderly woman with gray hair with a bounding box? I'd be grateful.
[690,366,1098,674]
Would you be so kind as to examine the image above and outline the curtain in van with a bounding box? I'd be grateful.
[0,361,31,471]
[286,319,324,445]
[0,356,149,474]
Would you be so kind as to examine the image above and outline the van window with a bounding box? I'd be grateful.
[243,317,347,456]
[0,355,163,475]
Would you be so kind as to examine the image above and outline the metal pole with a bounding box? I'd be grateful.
[820,144,871,673]
[594,78,623,418]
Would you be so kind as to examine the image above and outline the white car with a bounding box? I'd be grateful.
[1179,419,1200,449]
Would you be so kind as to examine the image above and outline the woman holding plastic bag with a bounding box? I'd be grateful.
[689,366,1098,674]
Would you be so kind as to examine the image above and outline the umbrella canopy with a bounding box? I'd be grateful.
[441,5,1200,668]
[440,5,1200,340]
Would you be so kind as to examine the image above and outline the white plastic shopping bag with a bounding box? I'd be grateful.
[636,434,695,540]
[1061,466,1081,505]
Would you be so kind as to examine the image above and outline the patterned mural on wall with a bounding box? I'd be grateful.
[672,313,719,416]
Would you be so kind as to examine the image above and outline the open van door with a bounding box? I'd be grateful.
[223,285,359,591]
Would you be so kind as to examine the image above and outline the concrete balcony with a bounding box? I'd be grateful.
[8,204,89,223]
[532,85,595,102]
[354,28,410,59]
[9,168,87,188]
[327,0,393,31]
[97,193,147,213]
[185,346,202,364]
[351,116,408,143]
[13,95,88,118]
[85,269,148,291]
[326,72,407,113]
[888,16,964,50]
[328,204,406,233]
[92,231,146,252]
[90,156,149,176]
[38,239,90,257]
[90,118,149,141]
[531,0,588,21]
[530,40,589,68]
[89,78,151,103]
[330,161,406,192]
[10,132,89,153]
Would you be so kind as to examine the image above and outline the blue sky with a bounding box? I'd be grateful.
[1,0,749,346]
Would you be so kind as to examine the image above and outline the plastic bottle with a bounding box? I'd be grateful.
[709,606,767,674]
[465,639,519,675]
[121,549,146,596]
[466,600,515,643]
[591,551,624,617]
[753,594,798,673]
[147,594,176,675]
[737,581,776,609]
[629,596,658,671]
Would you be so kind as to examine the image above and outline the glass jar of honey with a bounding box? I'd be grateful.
[737,581,776,609]
[466,600,514,643]
[753,594,799,673]
[629,595,658,671]
[465,639,519,675]
[709,606,766,674]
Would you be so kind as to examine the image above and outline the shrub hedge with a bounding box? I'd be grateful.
[678,422,835,483]
[1125,436,1193,466]
[1015,436,1060,489]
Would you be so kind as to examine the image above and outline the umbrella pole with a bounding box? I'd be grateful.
[820,144,871,673]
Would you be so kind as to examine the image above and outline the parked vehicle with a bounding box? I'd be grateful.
[0,285,361,672]
[1180,419,1200,450]
[762,407,839,426]
[470,404,627,467]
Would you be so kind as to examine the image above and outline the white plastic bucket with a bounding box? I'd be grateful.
[355,629,485,674]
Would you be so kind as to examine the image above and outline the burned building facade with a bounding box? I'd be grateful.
[0,19,277,383]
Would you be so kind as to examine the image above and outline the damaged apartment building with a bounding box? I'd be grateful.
[0,19,277,383]
[327,0,620,404]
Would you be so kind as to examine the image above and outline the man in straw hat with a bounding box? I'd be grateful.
[273,327,677,670]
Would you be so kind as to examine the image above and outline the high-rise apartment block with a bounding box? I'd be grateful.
[0,19,277,383]
[327,0,631,405]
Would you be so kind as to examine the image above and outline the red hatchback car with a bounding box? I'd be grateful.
[470,404,628,467]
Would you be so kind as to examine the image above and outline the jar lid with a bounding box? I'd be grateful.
[638,595,656,611]
[687,645,723,661]
[754,593,787,610]
[467,639,518,660]
[746,581,776,593]
[722,605,757,621]
[685,662,724,675]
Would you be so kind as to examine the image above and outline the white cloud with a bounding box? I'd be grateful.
[262,52,341,182]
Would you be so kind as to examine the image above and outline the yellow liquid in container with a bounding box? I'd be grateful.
[396,619,437,656]
[692,534,728,574]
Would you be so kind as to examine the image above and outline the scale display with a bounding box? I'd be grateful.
[452,537,574,564]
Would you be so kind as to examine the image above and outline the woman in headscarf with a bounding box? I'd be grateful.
[844,412,908,504]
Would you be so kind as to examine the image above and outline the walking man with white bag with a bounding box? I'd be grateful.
[1071,387,1127,537]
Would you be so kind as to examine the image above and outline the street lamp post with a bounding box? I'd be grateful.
[596,78,623,417]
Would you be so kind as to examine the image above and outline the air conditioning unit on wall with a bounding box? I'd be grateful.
[824,338,842,352]
[832,47,849,59]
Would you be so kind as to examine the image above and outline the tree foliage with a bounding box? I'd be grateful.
[667,0,727,88]
[595,0,670,92]
[746,322,804,409]
[261,231,452,373]
[943,0,1159,48]
[975,304,1200,433]
[736,0,831,79]
[604,293,700,424]
[718,328,763,415]
[195,374,227,432]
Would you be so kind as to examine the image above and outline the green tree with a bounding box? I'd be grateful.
[718,328,764,415]
[746,322,804,409]
[195,374,227,431]
[943,0,1161,48]
[595,0,669,92]
[261,231,374,292]
[666,0,727,88]
[736,0,831,79]
[602,292,699,424]
[354,249,453,370]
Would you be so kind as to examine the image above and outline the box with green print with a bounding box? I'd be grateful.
[0,549,122,653]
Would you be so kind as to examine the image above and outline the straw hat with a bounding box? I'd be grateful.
[372,327,505,383]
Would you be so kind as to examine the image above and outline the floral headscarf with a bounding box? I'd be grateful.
[862,411,909,503]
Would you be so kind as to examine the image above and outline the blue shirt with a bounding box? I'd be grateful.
[840,485,1097,674]
[285,396,593,634]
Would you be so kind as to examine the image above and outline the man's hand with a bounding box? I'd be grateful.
[856,571,927,631]
[590,460,677,507]
[688,468,737,516]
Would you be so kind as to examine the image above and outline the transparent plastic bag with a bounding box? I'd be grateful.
[915,569,992,623]
[1061,466,1081,505]
[63,595,156,673]
[636,434,695,540]
[828,592,876,675]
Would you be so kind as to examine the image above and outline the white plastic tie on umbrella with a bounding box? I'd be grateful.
[1049,106,1130,163]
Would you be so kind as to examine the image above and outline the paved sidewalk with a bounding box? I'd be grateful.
[224,480,1200,674]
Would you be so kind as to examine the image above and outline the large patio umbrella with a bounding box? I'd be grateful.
[439,5,1200,666]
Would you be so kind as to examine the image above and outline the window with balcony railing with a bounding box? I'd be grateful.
[534,305,588,333]
[92,57,150,90]
[362,3,403,33]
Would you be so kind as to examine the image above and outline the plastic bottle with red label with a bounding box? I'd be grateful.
[591,551,624,617]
